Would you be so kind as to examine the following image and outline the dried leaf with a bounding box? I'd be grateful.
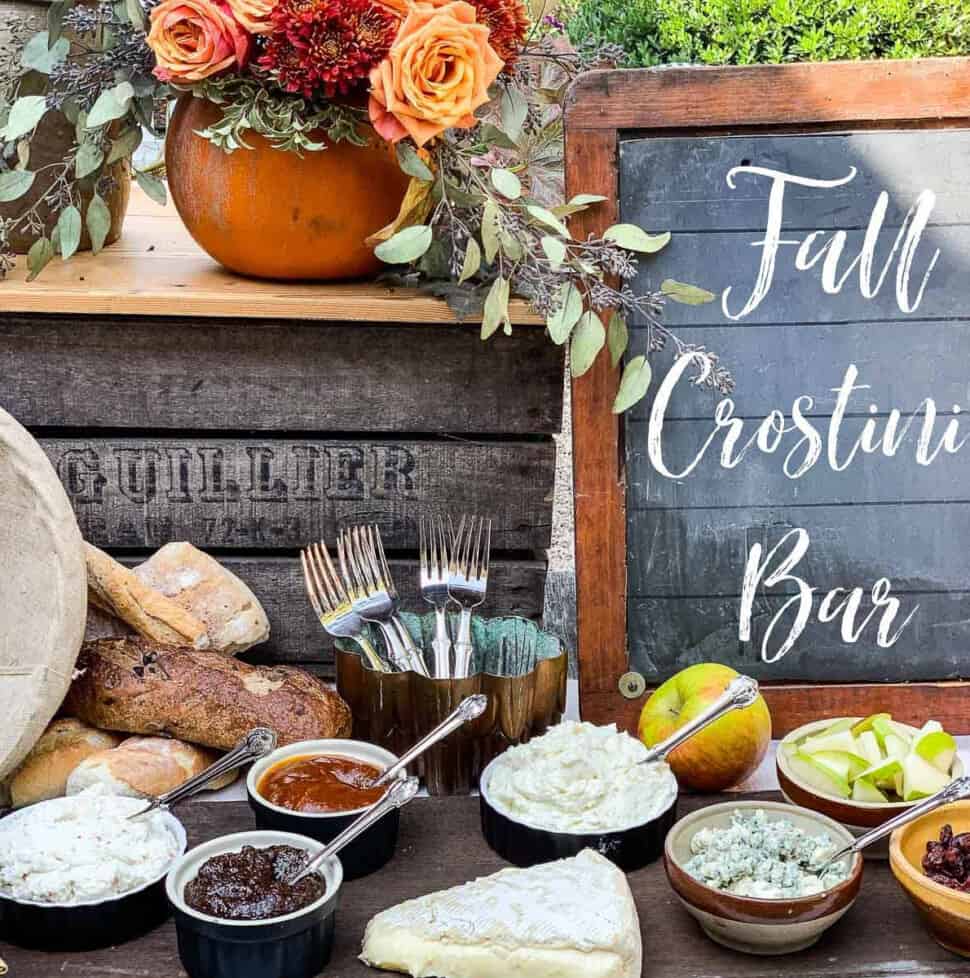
[607,311,628,367]
[107,126,143,165]
[1,97,47,141]
[56,205,82,260]
[459,237,481,284]
[526,204,570,237]
[661,279,716,305]
[500,86,528,142]
[86,193,112,255]
[481,199,501,264]
[570,311,605,377]
[540,235,566,268]
[75,141,104,180]
[26,237,54,281]
[135,170,167,206]
[612,355,652,413]
[20,33,69,74]
[396,142,434,182]
[569,193,607,205]
[374,224,433,264]
[0,169,35,203]
[86,82,135,129]
[366,177,433,246]
[481,276,510,340]
[603,223,670,254]
[491,168,521,200]
[546,282,583,345]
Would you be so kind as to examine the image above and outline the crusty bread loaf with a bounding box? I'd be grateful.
[8,718,122,809]
[66,736,238,798]
[133,542,270,655]
[85,544,209,649]
[64,638,352,751]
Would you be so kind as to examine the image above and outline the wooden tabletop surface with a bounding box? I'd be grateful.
[2,790,968,978]
[0,188,540,324]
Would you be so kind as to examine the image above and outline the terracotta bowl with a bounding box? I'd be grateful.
[777,718,965,858]
[664,800,863,955]
[890,801,970,956]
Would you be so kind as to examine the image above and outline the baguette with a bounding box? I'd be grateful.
[133,542,270,655]
[66,736,239,798]
[85,544,209,649]
[8,719,122,809]
[64,638,352,750]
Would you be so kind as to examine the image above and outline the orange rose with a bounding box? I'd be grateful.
[148,0,251,83]
[224,0,277,33]
[368,1,503,147]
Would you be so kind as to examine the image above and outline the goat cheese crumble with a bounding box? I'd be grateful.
[685,809,850,898]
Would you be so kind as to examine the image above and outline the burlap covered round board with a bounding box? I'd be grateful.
[0,408,86,780]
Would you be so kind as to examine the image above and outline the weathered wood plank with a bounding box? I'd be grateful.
[627,320,970,421]
[5,792,969,978]
[117,555,547,669]
[42,437,555,551]
[567,59,970,132]
[628,592,970,684]
[1,316,563,435]
[621,130,970,232]
[629,224,967,327]
[584,684,970,739]
[628,504,970,597]
[626,417,970,509]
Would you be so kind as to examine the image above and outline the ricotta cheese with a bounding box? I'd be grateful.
[484,721,677,833]
[360,849,641,978]
[684,808,850,899]
[0,785,181,904]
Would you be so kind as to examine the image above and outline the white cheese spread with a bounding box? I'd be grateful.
[484,721,678,833]
[0,785,181,904]
[685,809,850,898]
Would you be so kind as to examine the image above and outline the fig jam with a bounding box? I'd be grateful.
[185,845,325,921]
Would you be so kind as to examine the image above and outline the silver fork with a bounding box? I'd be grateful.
[340,526,429,677]
[448,514,491,679]
[301,542,389,673]
[420,515,453,678]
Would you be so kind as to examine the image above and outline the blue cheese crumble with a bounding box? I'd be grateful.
[684,809,850,898]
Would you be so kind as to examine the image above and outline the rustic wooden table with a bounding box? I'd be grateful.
[2,791,966,978]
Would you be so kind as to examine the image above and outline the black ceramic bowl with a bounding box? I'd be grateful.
[478,754,678,872]
[0,808,186,951]
[166,830,342,978]
[247,739,401,881]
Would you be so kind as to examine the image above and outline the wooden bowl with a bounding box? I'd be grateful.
[890,801,970,956]
[777,717,965,857]
[663,800,863,955]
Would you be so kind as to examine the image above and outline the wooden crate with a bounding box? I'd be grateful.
[0,191,564,676]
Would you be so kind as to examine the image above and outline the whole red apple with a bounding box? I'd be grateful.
[637,663,771,791]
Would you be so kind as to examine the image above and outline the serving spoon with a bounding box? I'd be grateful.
[127,727,279,820]
[638,675,761,765]
[369,693,488,788]
[288,776,420,886]
[813,774,970,874]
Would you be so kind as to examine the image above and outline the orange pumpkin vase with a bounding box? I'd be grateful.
[164,96,411,281]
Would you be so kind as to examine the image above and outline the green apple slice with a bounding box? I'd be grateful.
[820,718,858,737]
[856,757,902,790]
[813,750,869,781]
[920,720,944,735]
[852,778,889,803]
[789,752,852,799]
[894,771,904,798]
[872,715,901,749]
[884,733,910,760]
[902,752,951,801]
[801,729,866,757]
[913,729,957,775]
[852,713,891,737]
[857,730,883,767]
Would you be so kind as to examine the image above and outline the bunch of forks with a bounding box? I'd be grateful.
[301,515,491,680]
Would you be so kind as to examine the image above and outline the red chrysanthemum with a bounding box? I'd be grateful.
[466,0,528,65]
[260,0,399,98]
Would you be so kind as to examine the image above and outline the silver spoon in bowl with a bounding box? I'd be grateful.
[127,727,279,820]
[369,693,488,788]
[813,774,970,874]
[638,675,761,765]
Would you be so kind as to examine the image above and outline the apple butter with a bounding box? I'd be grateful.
[185,845,325,921]
[258,753,386,814]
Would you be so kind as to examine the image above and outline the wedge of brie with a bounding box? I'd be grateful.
[360,849,641,978]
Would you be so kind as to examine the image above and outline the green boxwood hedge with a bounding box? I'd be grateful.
[565,0,970,67]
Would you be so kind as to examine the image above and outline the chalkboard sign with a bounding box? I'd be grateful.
[564,58,970,734]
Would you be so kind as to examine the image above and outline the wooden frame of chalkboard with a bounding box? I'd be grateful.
[564,58,970,735]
